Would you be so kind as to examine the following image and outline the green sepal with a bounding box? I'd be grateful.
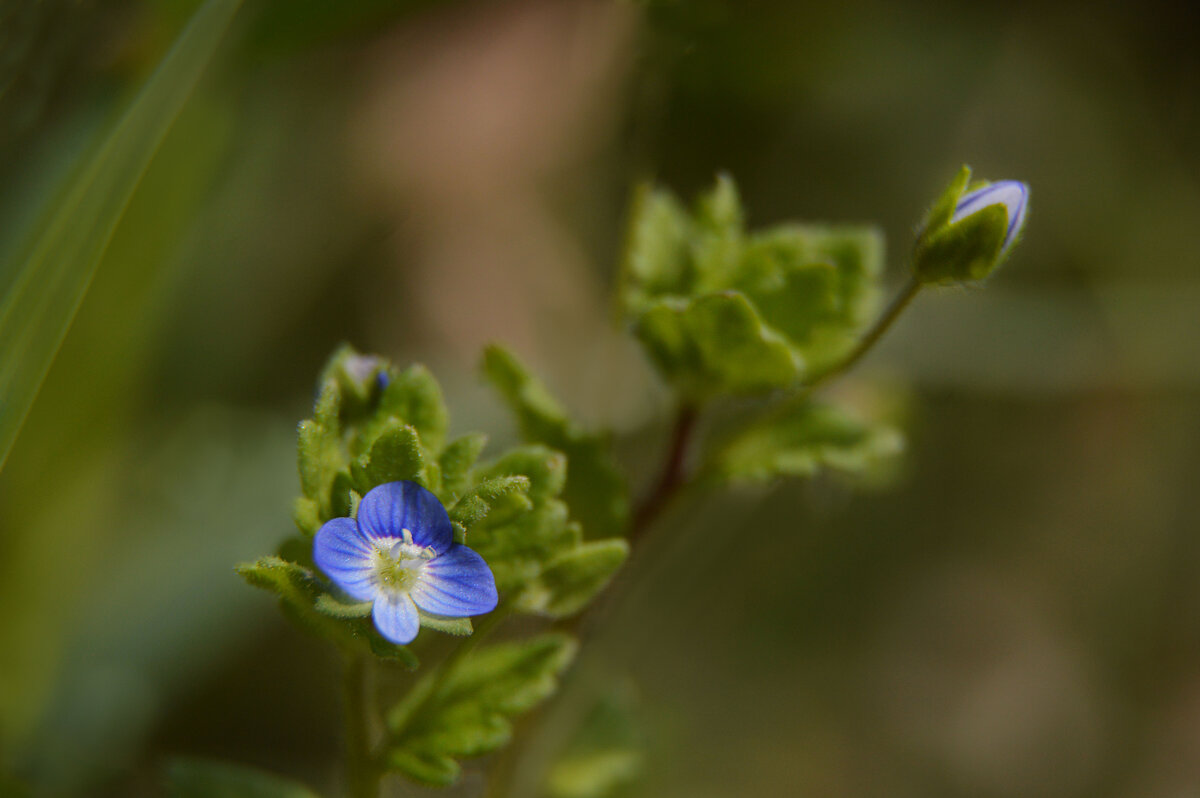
[913,202,1008,284]
[384,634,578,786]
[351,420,426,492]
[712,401,903,483]
[439,433,489,501]
[919,165,971,239]
[416,610,473,637]
[164,757,322,798]
[236,556,418,669]
[314,593,372,619]
[517,539,629,618]
[635,292,802,397]
[481,346,628,537]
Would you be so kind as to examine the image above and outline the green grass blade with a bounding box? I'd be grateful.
[0,0,243,471]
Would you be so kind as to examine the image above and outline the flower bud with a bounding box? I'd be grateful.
[912,166,1029,284]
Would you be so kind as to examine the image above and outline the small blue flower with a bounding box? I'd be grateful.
[313,481,498,644]
[950,180,1029,253]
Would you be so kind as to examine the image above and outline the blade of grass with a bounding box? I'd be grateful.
[0,0,243,471]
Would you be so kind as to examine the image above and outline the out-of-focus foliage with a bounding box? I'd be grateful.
[165,758,322,798]
[618,176,882,396]
[0,0,242,471]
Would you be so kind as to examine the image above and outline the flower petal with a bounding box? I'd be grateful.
[313,517,378,601]
[372,591,420,644]
[357,481,453,553]
[951,180,1029,251]
[411,545,498,617]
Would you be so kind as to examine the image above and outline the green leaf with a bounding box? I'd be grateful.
[375,364,449,453]
[470,499,580,595]
[291,497,321,536]
[353,420,426,490]
[482,346,629,538]
[476,445,567,506]
[618,183,693,314]
[164,757,322,798]
[737,225,883,372]
[636,292,802,396]
[519,539,629,618]
[439,433,488,501]
[385,634,578,786]
[236,557,418,668]
[713,401,903,482]
[297,414,343,519]
[0,0,244,472]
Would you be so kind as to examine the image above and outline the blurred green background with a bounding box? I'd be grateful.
[2,0,1199,795]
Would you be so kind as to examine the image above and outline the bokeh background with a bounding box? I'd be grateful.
[2,0,1200,795]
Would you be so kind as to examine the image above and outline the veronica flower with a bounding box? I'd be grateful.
[314,481,498,644]
[950,180,1029,253]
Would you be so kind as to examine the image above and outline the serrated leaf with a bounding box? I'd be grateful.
[713,401,903,483]
[297,415,342,518]
[439,433,488,501]
[636,292,802,396]
[0,0,244,472]
[475,445,567,504]
[738,225,883,372]
[164,757,321,798]
[353,420,425,490]
[385,634,578,785]
[520,539,629,618]
[481,346,628,538]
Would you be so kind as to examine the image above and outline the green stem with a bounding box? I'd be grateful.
[803,276,921,390]
[342,653,379,798]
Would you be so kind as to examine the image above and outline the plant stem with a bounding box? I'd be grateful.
[803,276,921,391]
[342,653,379,798]
[629,402,699,545]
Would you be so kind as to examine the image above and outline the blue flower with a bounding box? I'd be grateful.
[313,481,498,644]
[950,180,1029,253]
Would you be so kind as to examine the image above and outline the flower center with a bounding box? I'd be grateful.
[372,528,436,595]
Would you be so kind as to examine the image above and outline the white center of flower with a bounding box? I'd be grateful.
[372,528,436,595]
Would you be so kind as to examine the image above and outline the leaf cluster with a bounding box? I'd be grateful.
[618,175,884,398]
